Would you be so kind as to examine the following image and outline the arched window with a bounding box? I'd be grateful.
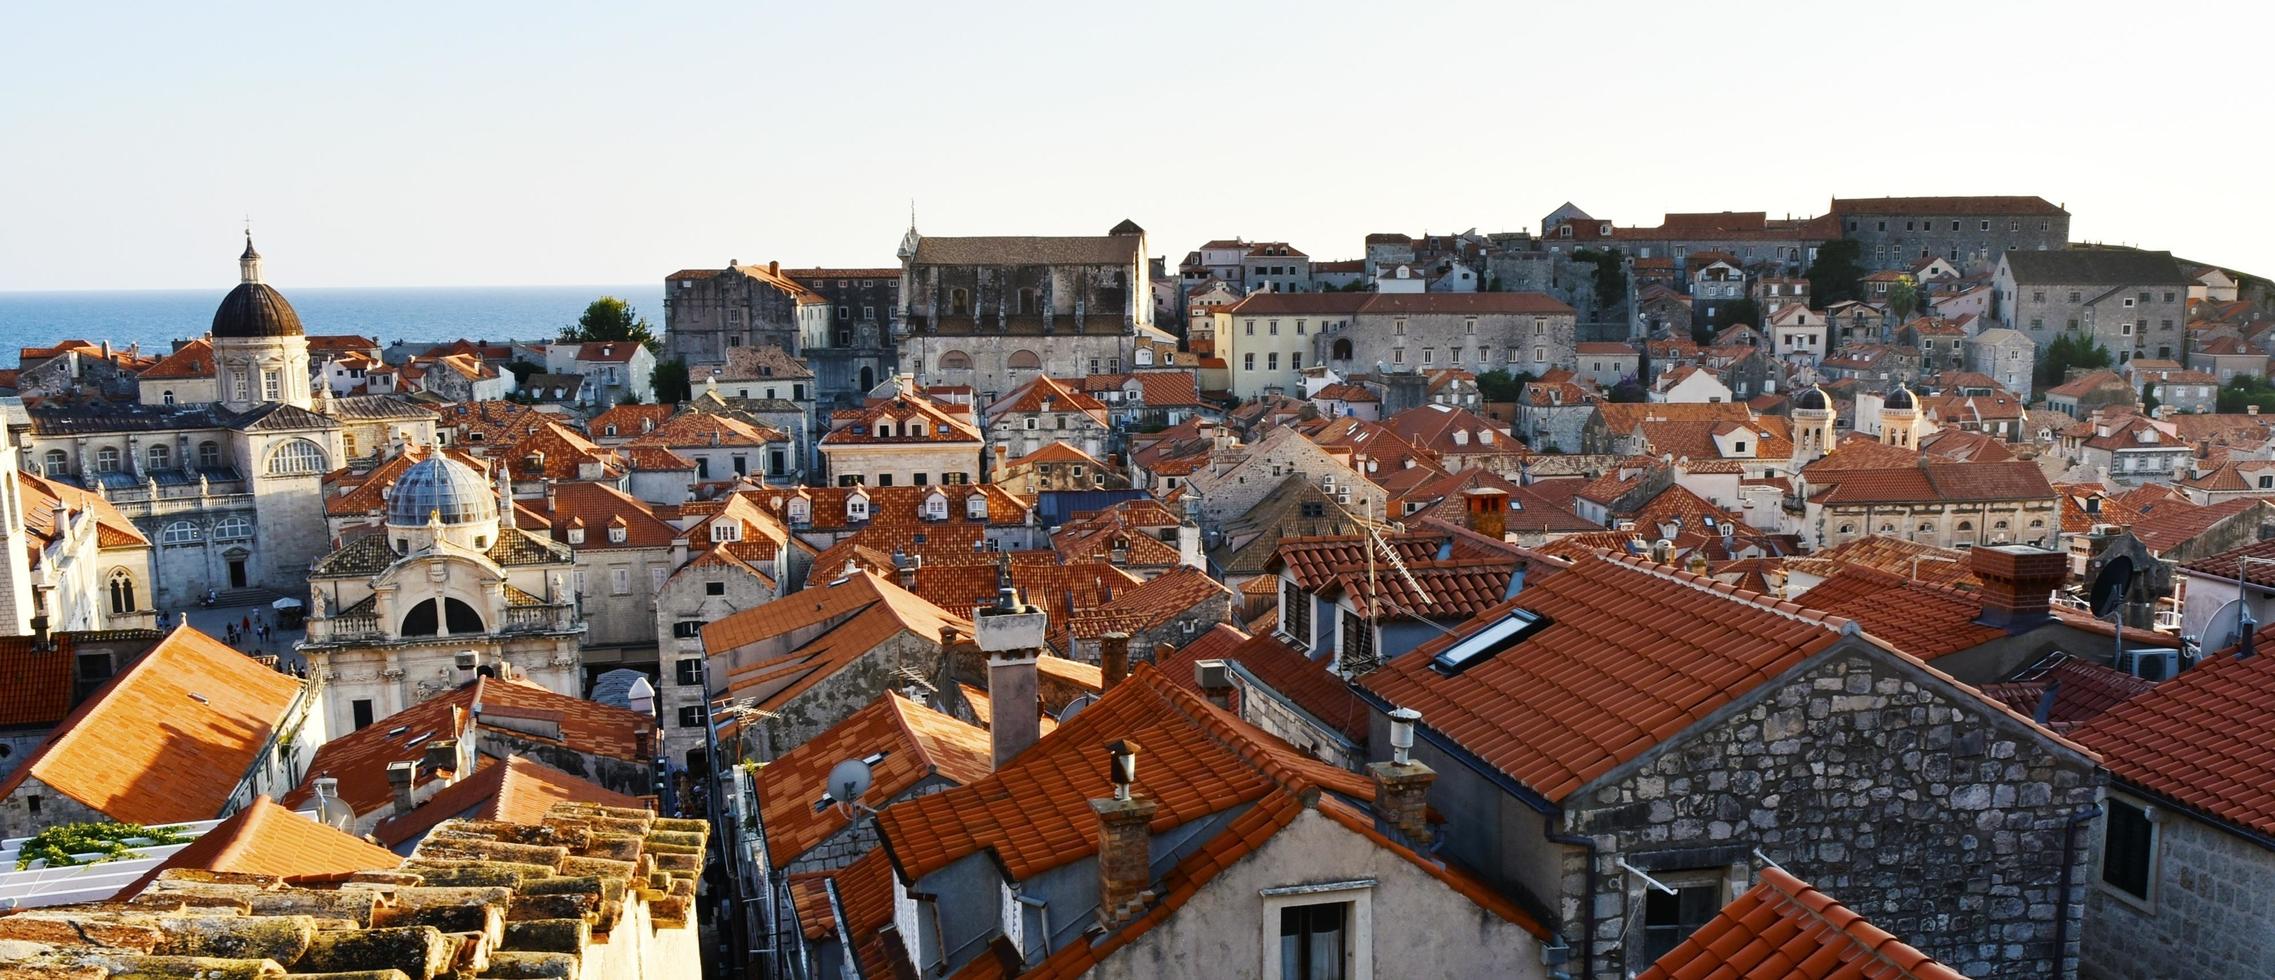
[146,444,171,471]
[401,597,485,637]
[1956,520,1974,532]
[1838,523,1855,535]
[94,447,120,474]
[197,441,222,470]
[1331,338,1354,361]
[1007,350,1042,371]
[1994,520,2010,530]
[107,570,135,614]
[160,521,200,544]
[2029,519,2046,529]
[266,438,327,475]
[949,288,970,316]
[41,450,66,476]
[939,350,972,371]
[214,516,252,539]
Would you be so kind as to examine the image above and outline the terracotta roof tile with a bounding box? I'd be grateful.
[1159,629,1370,744]
[371,755,645,848]
[2072,647,2275,838]
[0,627,305,825]
[875,665,1372,884]
[136,338,215,381]
[755,693,992,866]
[282,676,653,818]
[1978,654,2155,730]
[1638,867,1967,979]
[1358,554,1846,802]
[0,634,92,728]
[1055,566,1232,643]
[1797,567,2004,660]
[124,795,400,895]
[709,572,972,713]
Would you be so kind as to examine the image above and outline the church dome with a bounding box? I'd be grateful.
[1883,384,1917,411]
[387,456,499,527]
[212,236,305,339]
[1791,386,1829,412]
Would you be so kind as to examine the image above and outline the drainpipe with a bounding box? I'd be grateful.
[1545,821,1597,980]
[2051,801,2103,976]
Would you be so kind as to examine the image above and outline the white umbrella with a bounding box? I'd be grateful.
[272,597,304,610]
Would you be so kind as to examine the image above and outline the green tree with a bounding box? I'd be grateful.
[1887,280,1920,321]
[2035,333,2113,390]
[1608,379,1648,403]
[1709,299,1763,334]
[1476,369,1534,402]
[651,357,692,405]
[562,297,659,352]
[2218,375,2275,414]
[503,359,544,385]
[2141,383,2161,416]
[1571,247,1628,308]
[1805,239,1867,307]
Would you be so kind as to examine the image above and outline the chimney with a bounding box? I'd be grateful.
[1463,487,1509,541]
[386,761,416,815]
[423,738,460,777]
[895,549,920,591]
[1099,631,1131,693]
[543,478,557,514]
[975,589,1048,767]
[1194,659,1236,711]
[1971,544,2067,631]
[1091,740,1156,931]
[768,260,780,276]
[1369,708,1436,846]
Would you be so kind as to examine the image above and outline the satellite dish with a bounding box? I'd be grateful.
[2200,598,2247,654]
[1057,693,1097,724]
[825,758,874,809]
[309,776,355,830]
[2089,555,2136,617]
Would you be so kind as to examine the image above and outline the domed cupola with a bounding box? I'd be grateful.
[1791,385,1830,413]
[387,456,501,528]
[211,234,305,339]
[1883,383,1917,411]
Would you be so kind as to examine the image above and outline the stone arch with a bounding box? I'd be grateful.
[267,438,328,475]
[939,350,972,370]
[1008,350,1042,371]
[401,596,486,637]
[107,568,137,614]
[1331,338,1354,360]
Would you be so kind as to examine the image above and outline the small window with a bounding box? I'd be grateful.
[674,657,703,684]
[1642,879,1725,962]
[1278,903,1347,980]
[351,699,375,731]
[705,581,727,597]
[2101,797,2157,902]
[676,706,704,729]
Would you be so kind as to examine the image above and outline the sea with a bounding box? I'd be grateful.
[0,284,668,358]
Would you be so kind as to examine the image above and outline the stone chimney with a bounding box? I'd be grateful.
[1194,659,1236,711]
[423,738,460,776]
[1971,544,2067,631]
[1091,739,1156,931]
[1099,631,1131,693]
[386,761,416,815]
[1463,487,1509,541]
[975,588,1048,768]
[1369,708,1436,846]
[895,550,921,591]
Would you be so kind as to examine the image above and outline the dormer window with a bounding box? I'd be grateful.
[848,493,871,521]
[710,522,742,543]
[909,421,925,437]
[609,525,626,544]
[922,492,949,521]
[876,422,894,438]
[965,493,988,520]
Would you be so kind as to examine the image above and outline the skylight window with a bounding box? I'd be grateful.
[1430,609,1552,676]
[405,732,435,748]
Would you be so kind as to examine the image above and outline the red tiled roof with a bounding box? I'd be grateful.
[1159,630,1369,744]
[1317,558,1516,621]
[1358,554,1847,802]
[282,676,653,817]
[125,795,400,895]
[0,634,93,728]
[2133,497,2267,556]
[1812,460,2054,506]
[1268,534,1446,591]
[0,627,305,826]
[874,665,1373,884]
[371,755,645,848]
[755,692,992,866]
[137,339,215,380]
[709,571,972,713]
[1978,655,2155,731]
[2072,648,2275,838]
[589,403,676,438]
[1792,536,1981,590]
[1638,867,1966,979]
[1797,567,2003,660]
[1832,195,2065,217]
[1056,565,1232,643]
[531,481,678,551]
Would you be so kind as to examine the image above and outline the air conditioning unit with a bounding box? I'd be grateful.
[2118,648,2181,682]
[1194,659,1231,689]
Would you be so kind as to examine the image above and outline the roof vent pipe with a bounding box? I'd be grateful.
[1388,707,1421,765]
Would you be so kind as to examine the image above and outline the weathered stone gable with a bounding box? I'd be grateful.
[1559,641,2102,979]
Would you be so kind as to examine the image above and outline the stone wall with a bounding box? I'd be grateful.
[758,632,943,758]
[2079,802,2275,979]
[0,773,111,840]
[1559,642,2103,978]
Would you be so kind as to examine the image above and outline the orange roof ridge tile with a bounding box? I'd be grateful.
[1640,867,1968,979]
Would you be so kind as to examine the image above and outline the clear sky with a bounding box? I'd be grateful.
[4,1,2268,291]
